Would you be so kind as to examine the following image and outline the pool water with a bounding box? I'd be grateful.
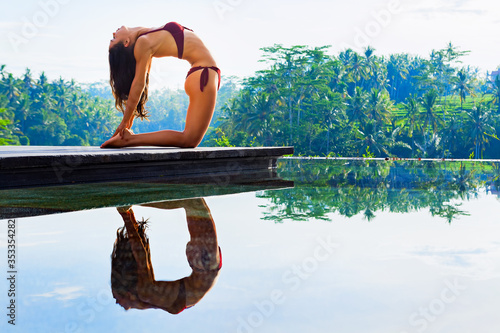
[1,159,500,333]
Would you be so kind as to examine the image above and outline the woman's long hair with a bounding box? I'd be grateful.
[110,220,188,314]
[111,220,152,308]
[109,42,149,119]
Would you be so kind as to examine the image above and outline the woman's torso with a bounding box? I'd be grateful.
[136,22,217,67]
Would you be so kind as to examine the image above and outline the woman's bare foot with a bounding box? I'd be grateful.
[101,129,134,148]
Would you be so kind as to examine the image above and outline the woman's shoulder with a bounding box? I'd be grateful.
[133,37,156,64]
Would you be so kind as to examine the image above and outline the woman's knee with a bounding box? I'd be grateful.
[180,132,203,148]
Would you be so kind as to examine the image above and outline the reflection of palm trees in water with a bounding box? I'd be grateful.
[261,159,493,223]
[111,198,222,314]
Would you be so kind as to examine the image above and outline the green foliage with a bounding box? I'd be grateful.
[0,67,119,146]
[362,146,375,158]
[212,43,500,159]
[0,67,240,147]
[212,128,234,147]
[2,42,499,159]
[0,108,15,145]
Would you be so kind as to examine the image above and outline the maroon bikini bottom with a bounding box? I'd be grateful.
[186,66,221,92]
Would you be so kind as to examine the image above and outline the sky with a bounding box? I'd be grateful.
[1,0,499,90]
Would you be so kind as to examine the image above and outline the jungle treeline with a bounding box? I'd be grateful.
[0,65,119,146]
[0,64,237,147]
[215,44,500,159]
[2,43,500,158]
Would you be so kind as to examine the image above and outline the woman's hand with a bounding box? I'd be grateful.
[101,128,134,148]
[113,121,128,138]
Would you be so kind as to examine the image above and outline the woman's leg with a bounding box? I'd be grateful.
[101,69,218,148]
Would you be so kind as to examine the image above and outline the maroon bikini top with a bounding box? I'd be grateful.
[138,22,192,59]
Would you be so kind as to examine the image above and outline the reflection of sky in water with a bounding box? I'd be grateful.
[1,190,500,333]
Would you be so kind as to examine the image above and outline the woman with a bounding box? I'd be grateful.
[111,199,222,313]
[101,22,220,148]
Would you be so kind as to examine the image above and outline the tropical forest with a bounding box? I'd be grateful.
[1,43,500,159]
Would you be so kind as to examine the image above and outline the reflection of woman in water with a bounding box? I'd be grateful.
[101,21,220,148]
[111,198,221,314]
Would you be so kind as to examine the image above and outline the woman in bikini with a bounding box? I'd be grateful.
[101,22,220,148]
[112,198,222,313]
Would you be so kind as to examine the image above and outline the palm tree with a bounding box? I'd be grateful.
[452,68,475,112]
[428,49,454,97]
[361,46,378,88]
[401,96,420,153]
[14,92,31,134]
[440,114,462,157]
[385,54,409,102]
[465,103,496,159]
[443,42,470,65]
[347,52,369,89]
[487,75,500,114]
[354,119,389,157]
[231,89,253,133]
[338,49,354,70]
[246,92,275,144]
[363,46,375,65]
[366,88,392,130]
[320,91,346,155]
[346,87,368,128]
[327,58,347,95]
[0,73,20,101]
[339,49,369,93]
[420,89,442,135]
[22,68,34,95]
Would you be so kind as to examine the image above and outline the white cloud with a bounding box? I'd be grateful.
[29,285,84,301]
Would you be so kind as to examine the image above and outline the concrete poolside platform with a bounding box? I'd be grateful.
[0,145,294,189]
[0,145,294,218]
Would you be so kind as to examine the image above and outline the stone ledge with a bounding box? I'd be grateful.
[0,146,294,189]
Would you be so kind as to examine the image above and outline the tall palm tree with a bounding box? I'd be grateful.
[452,68,475,112]
[420,89,442,135]
[354,119,389,157]
[428,49,453,96]
[440,114,462,157]
[347,52,369,89]
[443,42,470,64]
[338,49,354,70]
[366,88,392,130]
[402,96,420,153]
[385,54,409,102]
[327,58,347,95]
[487,75,500,114]
[320,91,345,155]
[0,73,20,101]
[14,92,31,134]
[246,92,275,144]
[465,103,496,159]
[346,87,368,128]
[361,46,378,88]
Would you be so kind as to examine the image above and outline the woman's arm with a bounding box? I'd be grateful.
[117,207,154,279]
[113,39,152,137]
[117,207,182,308]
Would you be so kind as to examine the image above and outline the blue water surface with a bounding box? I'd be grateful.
[1,159,500,333]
